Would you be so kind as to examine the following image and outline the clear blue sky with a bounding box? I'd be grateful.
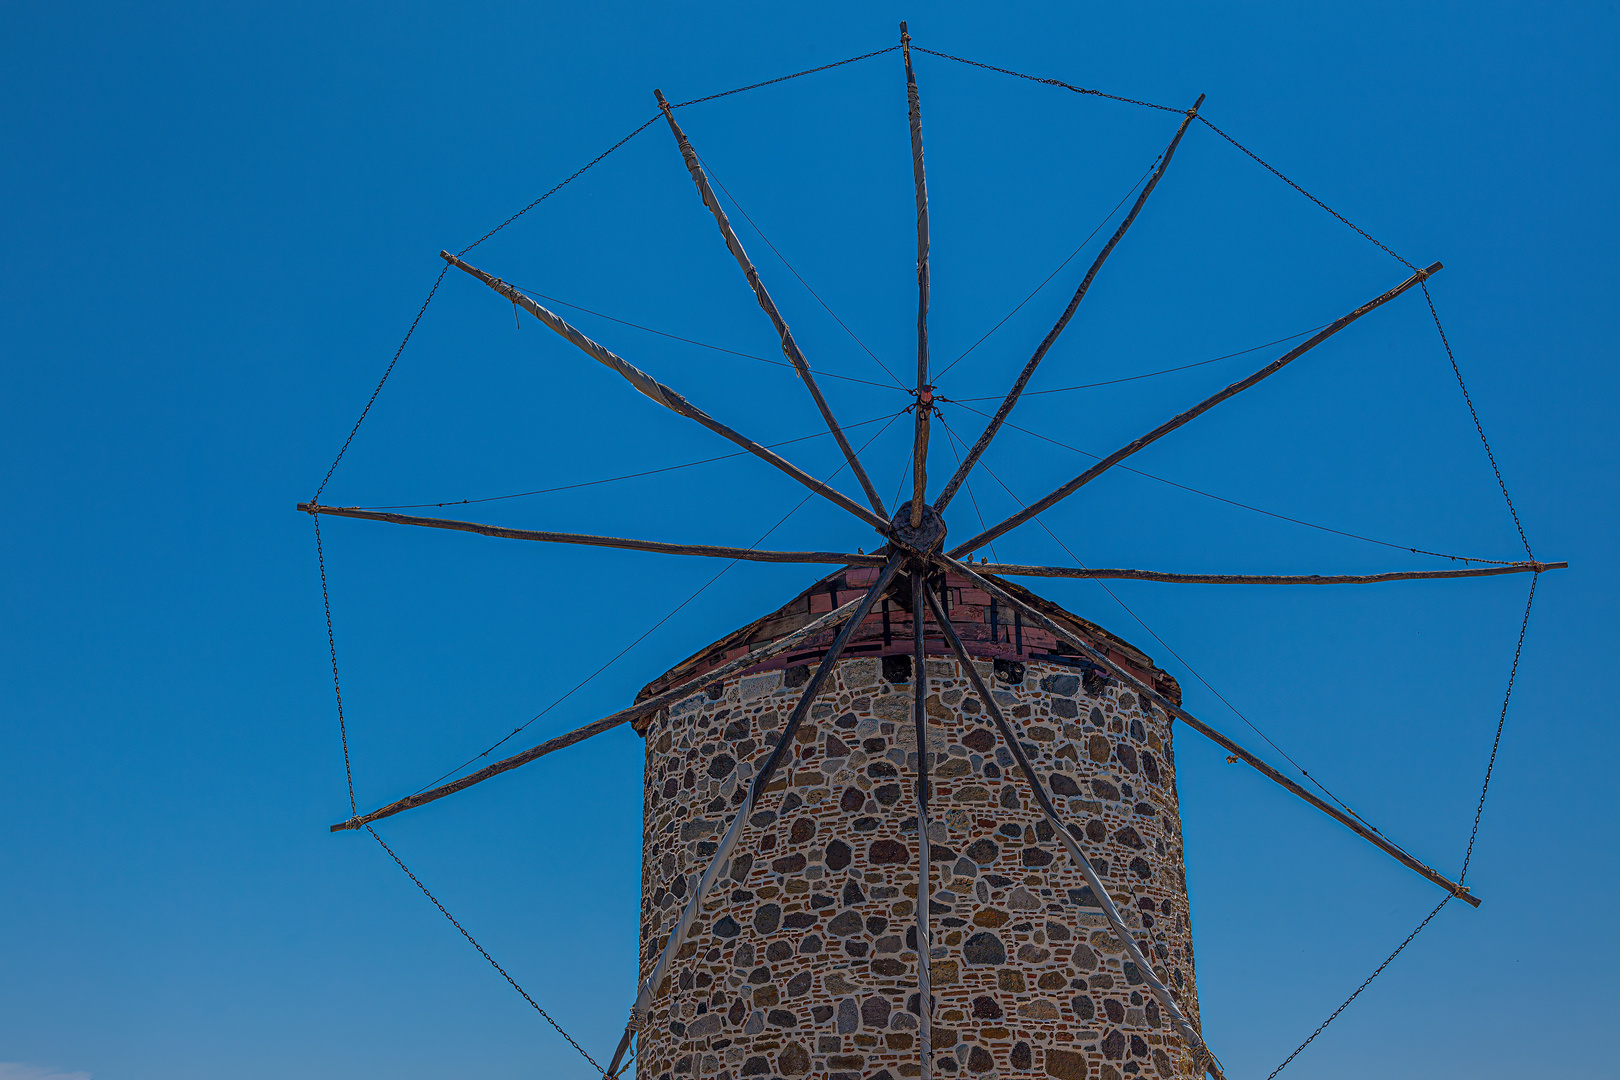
[2,3,1614,1078]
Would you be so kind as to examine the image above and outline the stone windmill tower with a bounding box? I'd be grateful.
[631,564,1199,1079]
[306,22,1555,1080]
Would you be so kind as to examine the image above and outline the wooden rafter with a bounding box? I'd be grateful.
[653,91,890,520]
[949,261,1444,557]
[441,252,893,534]
[932,93,1205,516]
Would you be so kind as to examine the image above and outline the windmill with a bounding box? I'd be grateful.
[301,24,1561,1080]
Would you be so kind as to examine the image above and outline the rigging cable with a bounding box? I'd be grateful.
[506,283,906,392]
[940,399,1517,567]
[945,323,1328,401]
[357,409,904,511]
[366,824,607,1075]
[400,408,909,799]
[312,43,903,503]
[932,152,1163,382]
[1261,572,1537,1078]
[933,412,1400,847]
[692,148,910,390]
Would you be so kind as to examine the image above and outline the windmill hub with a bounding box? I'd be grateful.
[890,500,946,555]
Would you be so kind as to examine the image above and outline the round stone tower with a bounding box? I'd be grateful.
[632,566,1202,1080]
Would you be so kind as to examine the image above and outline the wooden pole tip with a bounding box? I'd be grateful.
[439,250,455,262]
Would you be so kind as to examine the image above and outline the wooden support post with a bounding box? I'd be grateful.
[933,93,1205,516]
[949,261,1444,557]
[440,251,892,535]
[910,567,934,1080]
[937,554,1482,906]
[653,90,889,520]
[923,582,1224,1080]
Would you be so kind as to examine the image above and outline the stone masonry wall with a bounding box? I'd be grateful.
[636,607,1203,1080]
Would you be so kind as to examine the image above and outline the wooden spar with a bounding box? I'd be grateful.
[932,93,1205,517]
[948,261,1444,557]
[902,22,932,529]
[652,91,889,521]
[909,567,934,1080]
[440,251,892,535]
[606,554,907,1078]
[937,553,1483,907]
[330,581,885,833]
[297,503,886,567]
[923,583,1224,1080]
[974,560,1566,585]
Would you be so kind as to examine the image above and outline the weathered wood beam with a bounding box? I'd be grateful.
[903,22,932,530]
[908,563,935,1079]
[948,261,1443,557]
[298,502,885,567]
[653,90,889,521]
[924,582,1223,1080]
[932,93,1205,516]
[607,554,908,1078]
[329,576,888,833]
[441,252,892,535]
[975,560,1565,585]
[936,553,1482,907]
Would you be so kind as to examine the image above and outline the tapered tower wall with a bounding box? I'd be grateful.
[633,569,1202,1080]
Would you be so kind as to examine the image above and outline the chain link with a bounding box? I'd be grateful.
[313,514,358,819]
[1420,282,1535,560]
[366,825,607,1074]
[1460,575,1537,881]
[908,46,1181,112]
[671,45,899,108]
[1264,894,1451,1080]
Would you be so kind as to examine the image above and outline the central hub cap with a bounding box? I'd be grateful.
[890,500,946,554]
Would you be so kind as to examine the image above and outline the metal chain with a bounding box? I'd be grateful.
[1420,282,1534,560]
[671,45,899,107]
[313,514,358,818]
[455,116,662,257]
[1268,574,1537,1076]
[365,825,606,1075]
[311,263,448,502]
[1264,893,1451,1080]
[908,46,1181,113]
[1459,575,1537,881]
[1195,116,1416,270]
